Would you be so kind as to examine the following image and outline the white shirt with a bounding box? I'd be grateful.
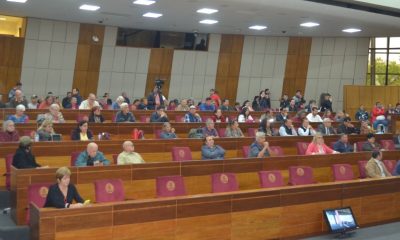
[28,103,37,109]
[374,159,386,177]
[306,113,323,122]
[279,126,298,136]
[298,126,316,136]
[79,100,100,110]
[238,114,253,123]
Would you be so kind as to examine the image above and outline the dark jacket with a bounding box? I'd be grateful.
[44,184,84,208]
[71,128,94,141]
[333,141,353,153]
[12,147,41,169]
[336,124,358,135]
[88,113,105,123]
[147,92,164,110]
[150,112,169,122]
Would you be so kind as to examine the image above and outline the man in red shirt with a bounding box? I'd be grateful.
[209,89,221,108]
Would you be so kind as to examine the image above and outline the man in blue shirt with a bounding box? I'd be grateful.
[201,136,225,160]
[199,97,215,111]
[184,105,202,122]
[75,142,110,166]
[333,134,354,153]
[249,132,271,158]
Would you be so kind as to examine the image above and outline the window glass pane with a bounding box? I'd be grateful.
[375,74,386,86]
[366,73,371,85]
[375,54,387,74]
[376,37,388,48]
[0,15,25,37]
[388,75,400,86]
[368,53,371,74]
[390,37,400,48]
[388,54,400,74]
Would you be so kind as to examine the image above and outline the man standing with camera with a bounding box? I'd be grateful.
[147,82,165,110]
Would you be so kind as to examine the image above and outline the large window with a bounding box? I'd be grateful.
[368,37,400,85]
[0,15,25,37]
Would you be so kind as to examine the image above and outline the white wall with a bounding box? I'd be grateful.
[168,34,221,102]
[20,18,79,98]
[305,37,369,110]
[97,26,151,101]
[236,36,289,108]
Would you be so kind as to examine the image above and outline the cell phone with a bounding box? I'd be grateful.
[84,200,91,205]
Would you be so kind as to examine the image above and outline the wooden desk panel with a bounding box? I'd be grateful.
[12,151,400,225]
[30,178,400,240]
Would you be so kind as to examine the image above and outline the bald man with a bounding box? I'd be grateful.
[117,141,145,165]
[79,93,100,110]
[8,89,28,108]
[75,142,110,166]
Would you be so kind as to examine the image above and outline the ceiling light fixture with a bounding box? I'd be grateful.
[6,0,28,3]
[342,28,362,33]
[133,0,155,6]
[0,18,6,21]
[300,22,320,27]
[197,8,218,14]
[199,19,218,24]
[143,12,163,18]
[249,25,267,30]
[79,4,100,11]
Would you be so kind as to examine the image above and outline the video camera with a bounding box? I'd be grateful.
[155,79,165,90]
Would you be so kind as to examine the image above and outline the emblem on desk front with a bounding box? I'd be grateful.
[339,166,346,175]
[105,183,114,194]
[178,150,185,158]
[166,181,176,191]
[220,174,229,184]
[268,173,276,183]
[296,168,304,176]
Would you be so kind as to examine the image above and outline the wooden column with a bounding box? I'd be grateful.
[215,34,244,103]
[145,48,174,98]
[282,37,312,97]
[72,24,105,99]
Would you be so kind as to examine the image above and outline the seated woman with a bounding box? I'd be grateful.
[242,100,254,112]
[359,120,374,135]
[115,103,136,122]
[12,136,41,169]
[44,104,65,123]
[201,136,225,160]
[37,119,55,141]
[70,97,79,110]
[224,120,244,137]
[111,96,125,110]
[238,107,254,123]
[322,109,334,120]
[211,109,226,123]
[160,122,177,139]
[88,106,105,123]
[0,120,20,142]
[305,132,339,155]
[38,96,54,109]
[258,118,274,136]
[7,104,29,123]
[117,141,145,164]
[71,121,93,141]
[259,110,274,122]
[44,167,85,208]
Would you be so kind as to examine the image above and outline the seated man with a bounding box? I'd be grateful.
[184,105,202,122]
[333,134,354,153]
[202,119,219,137]
[317,118,336,135]
[306,107,323,122]
[275,108,288,122]
[150,106,169,122]
[116,103,136,122]
[366,150,392,178]
[75,142,110,166]
[297,118,316,136]
[199,97,215,111]
[362,133,382,151]
[278,119,297,136]
[201,136,225,160]
[79,93,100,110]
[8,89,28,108]
[219,99,234,111]
[117,141,145,164]
[160,122,177,139]
[249,132,271,158]
[337,117,358,134]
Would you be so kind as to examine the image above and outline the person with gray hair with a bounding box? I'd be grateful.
[75,142,110,166]
[79,93,100,110]
[0,120,20,142]
[6,104,29,123]
[115,103,136,122]
[317,118,336,135]
[112,96,125,110]
[117,141,145,164]
[202,118,219,137]
[160,122,177,139]
[44,103,65,123]
[12,136,41,169]
[249,132,271,158]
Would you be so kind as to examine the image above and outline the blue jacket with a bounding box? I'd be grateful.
[333,140,353,153]
[75,151,110,166]
[116,111,135,122]
[199,103,215,111]
[201,145,225,160]
[160,131,177,139]
[249,141,270,158]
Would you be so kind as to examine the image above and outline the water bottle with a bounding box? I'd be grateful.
[98,133,102,140]
[353,143,357,152]
[34,132,39,142]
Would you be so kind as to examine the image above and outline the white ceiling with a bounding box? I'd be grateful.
[1,0,400,37]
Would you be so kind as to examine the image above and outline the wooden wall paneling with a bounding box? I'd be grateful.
[145,48,174,98]
[72,24,105,98]
[282,37,312,97]
[215,34,244,104]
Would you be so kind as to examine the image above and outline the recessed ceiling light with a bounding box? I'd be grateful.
[133,0,155,6]
[79,4,100,11]
[249,25,267,30]
[199,19,218,24]
[342,28,362,33]
[6,0,28,3]
[300,22,320,27]
[143,12,163,18]
[0,18,6,21]
[197,8,218,14]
